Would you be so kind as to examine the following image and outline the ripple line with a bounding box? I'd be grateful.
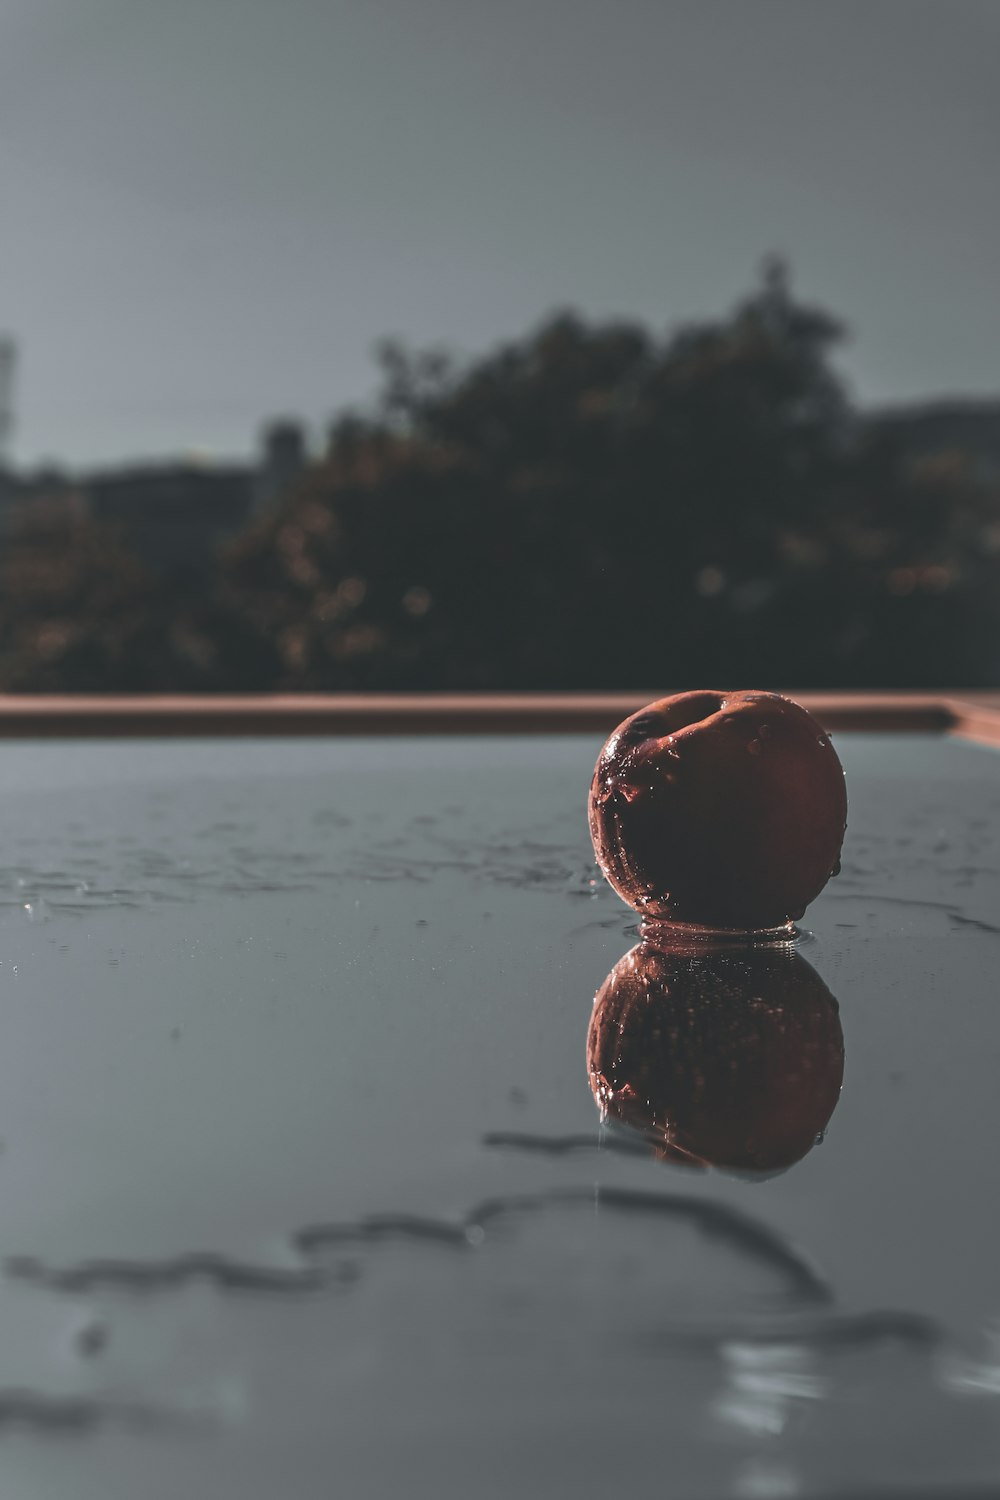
[5,1253,327,1296]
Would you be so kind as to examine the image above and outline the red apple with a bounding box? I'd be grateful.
[587,940,844,1174]
[588,690,847,931]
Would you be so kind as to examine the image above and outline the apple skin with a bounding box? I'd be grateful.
[587,941,844,1174]
[588,690,847,930]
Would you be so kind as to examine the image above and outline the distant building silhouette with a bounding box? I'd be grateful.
[86,459,254,579]
[0,463,85,536]
[84,421,307,577]
[869,399,1000,484]
[0,418,308,578]
[253,419,307,513]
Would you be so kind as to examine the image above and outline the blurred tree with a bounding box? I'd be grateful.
[4,261,997,691]
[227,260,885,689]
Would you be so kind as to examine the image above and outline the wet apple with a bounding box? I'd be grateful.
[588,690,847,931]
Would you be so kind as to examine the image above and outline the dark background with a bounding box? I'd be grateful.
[1,0,998,692]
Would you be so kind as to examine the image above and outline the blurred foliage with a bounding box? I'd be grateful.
[2,261,999,690]
[0,506,277,691]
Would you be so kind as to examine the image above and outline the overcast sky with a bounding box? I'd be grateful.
[1,0,998,469]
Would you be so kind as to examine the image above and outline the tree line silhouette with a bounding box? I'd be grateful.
[1,262,998,692]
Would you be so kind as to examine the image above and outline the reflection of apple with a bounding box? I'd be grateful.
[588,691,847,931]
[587,941,844,1174]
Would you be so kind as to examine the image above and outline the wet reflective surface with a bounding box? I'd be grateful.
[0,732,998,1497]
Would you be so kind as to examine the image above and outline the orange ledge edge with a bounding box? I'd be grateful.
[0,692,996,744]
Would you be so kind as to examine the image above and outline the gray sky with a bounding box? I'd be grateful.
[2,0,998,469]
